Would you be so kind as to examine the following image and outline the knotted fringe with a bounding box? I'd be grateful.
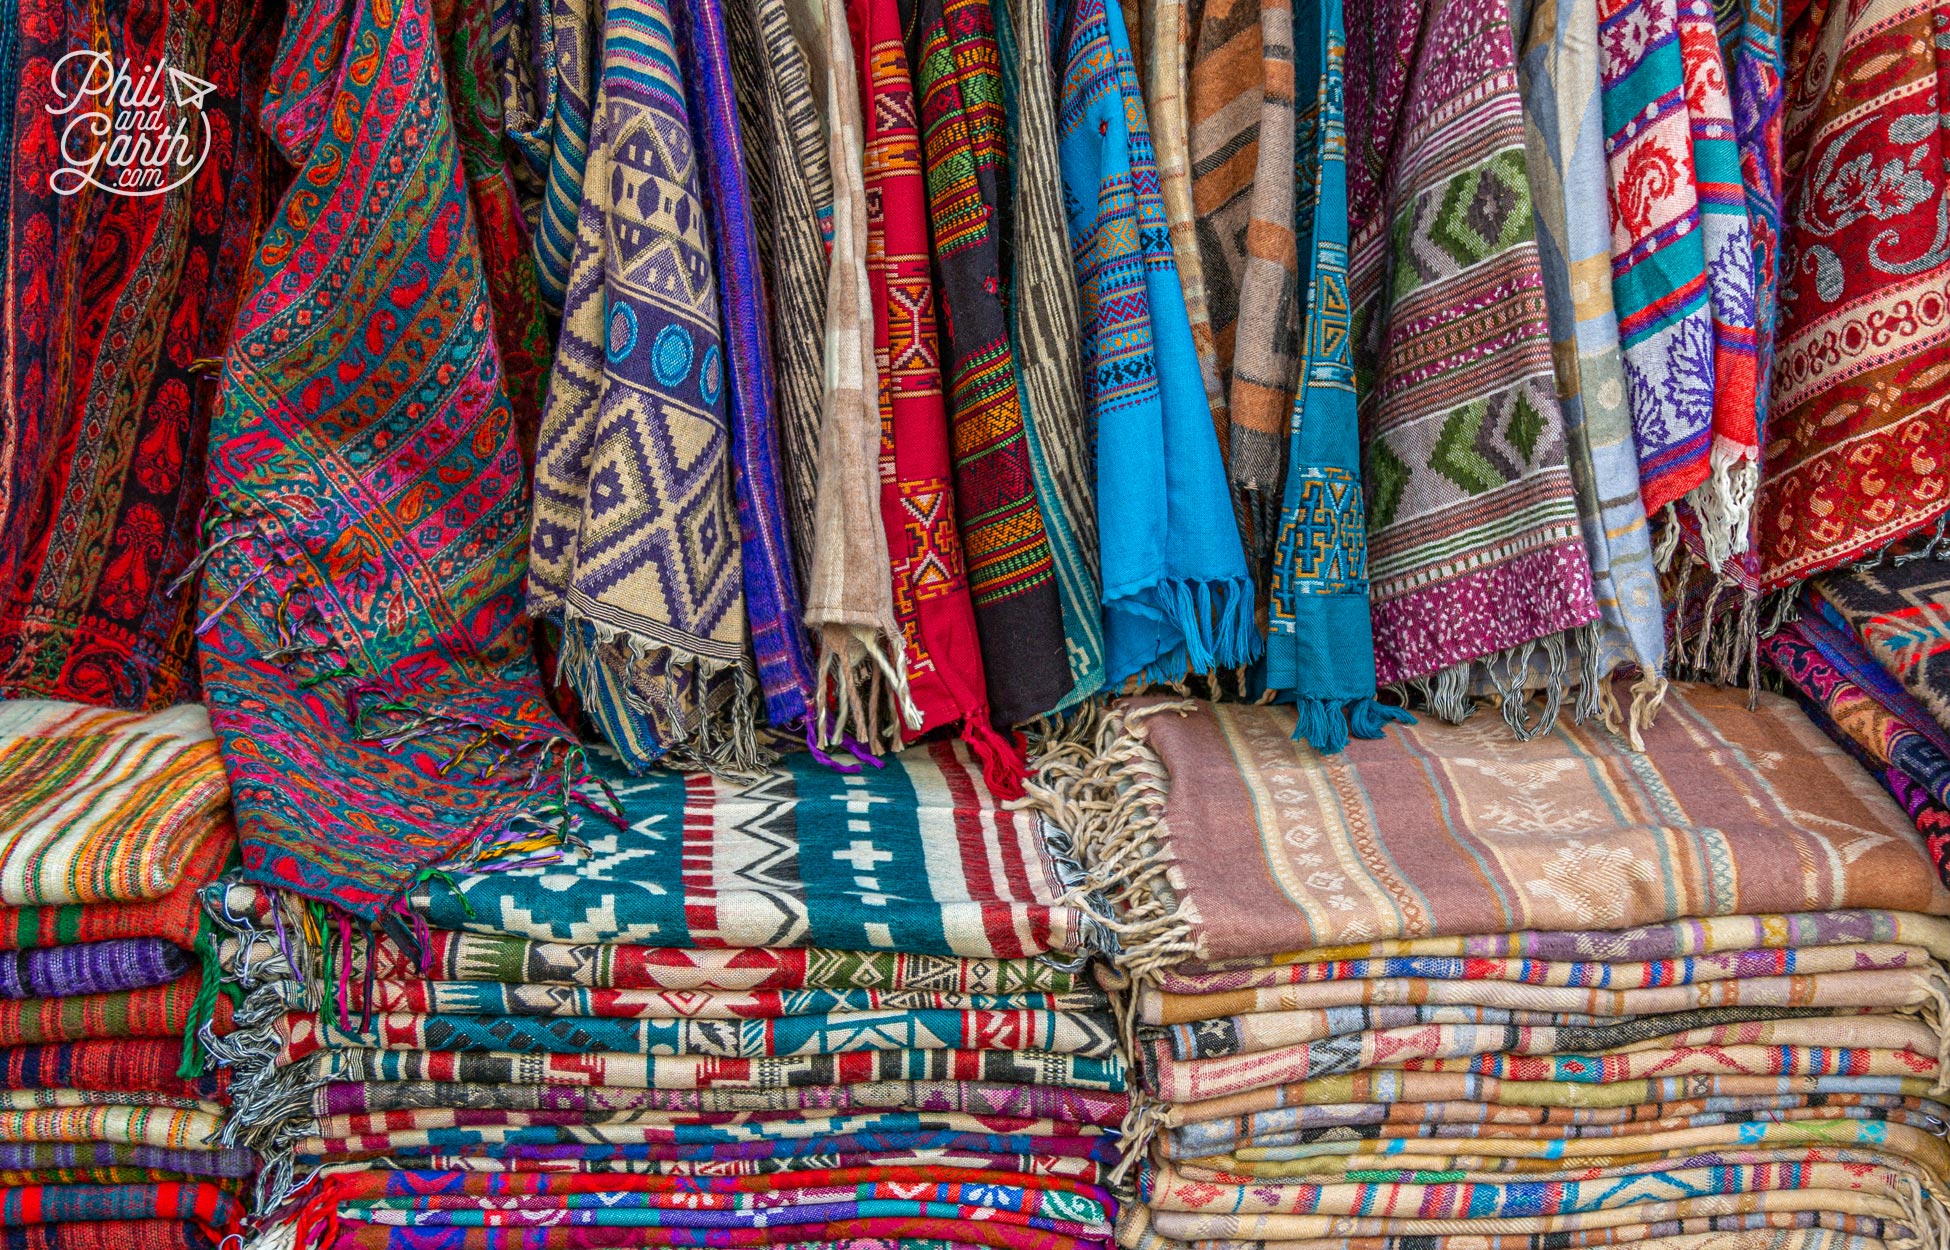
[1397,622,1614,743]
[813,621,921,754]
[557,608,771,778]
[1654,502,1762,698]
[1682,438,1760,576]
[1125,575,1262,689]
[1017,701,1198,989]
[1291,695,1415,755]
[1894,1174,1950,1250]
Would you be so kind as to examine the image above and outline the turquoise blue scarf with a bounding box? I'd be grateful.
[1265,0,1409,751]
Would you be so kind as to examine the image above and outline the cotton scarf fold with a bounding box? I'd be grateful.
[679,0,824,746]
[1345,0,1598,709]
[1263,0,1405,752]
[851,0,1028,793]
[527,0,760,772]
[1759,0,1950,587]
[1515,0,1669,715]
[910,0,1075,724]
[500,0,596,313]
[0,0,272,711]
[1058,0,1258,688]
[803,0,915,751]
[994,0,1108,712]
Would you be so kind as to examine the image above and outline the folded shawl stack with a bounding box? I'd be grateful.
[1026,688,1950,1250]
[0,703,253,1248]
[206,738,1126,1249]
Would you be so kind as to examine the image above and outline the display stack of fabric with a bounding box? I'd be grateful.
[1028,688,1950,1250]
[1761,551,1950,885]
[0,702,252,1248]
[206,740,1126,1248]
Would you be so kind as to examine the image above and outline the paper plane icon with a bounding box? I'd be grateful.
[165,66,216,111]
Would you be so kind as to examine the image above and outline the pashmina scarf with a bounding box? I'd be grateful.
[1187,0,1261,408]
[500,0,596,313]
[0,0,272,712]
[995,0,1108,711]
[197,0,575,920]
[396,737,1090,957]
[1795,592,1950,758]
[723,0,833,592]
[678,0,822,740]
[1729,0,1782,449]
[1760,0,1950,586]
[851,0,1027,792]
[1514,0,1668,702]
[1058,0,1258,688]
[1263,0,1407,753]
[803,0,913,750]
[1344,0,1599,698]
[1030,692,1946,971]
[0,830,227,953]
[1762,624,1950,809]
[529,0,760,772]
[0,941,187,1001]
[912,0,1074,725]
[1815,560,1950,738]
[0,702,227,905]
[1139,0,1229,452]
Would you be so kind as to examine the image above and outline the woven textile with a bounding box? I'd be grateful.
[348,982,1105,1018]
[1058,0,1257,688]
[1759,0,1950,586]
[1187,0,1263,415]
[1762,624,1950,809]
[804,0,911,750]
[0,1107,230,1151]
[196,0,573,921]
[281,1009,1119,1062]
[680,0,821,739]
[0,973,231,1048]
[853,0,1025,792]
[0,826,228,952]
[1796,593,1950,759]
[0,1184,238,1231]
[1816,562,1950,738]
[996,0,1107,712]
[0,0,272,711]
[528,0,758,771]
[1729,0,1782,460]
[1263,0,1406,752]
[320,1223,1100,1248]
[1514,0,1667,686]
[0,1225,215,1250]
[912,0,1073,725]
[0,1042,227,1100]
[0,941,186,1001]
[0,1144,253,1180]
[0,703,226,906]
[404,738,1087,957]
[1345,0,1598,691]
[501,0,595,312]
[1035,693,1947,971]
[724,0,833,591]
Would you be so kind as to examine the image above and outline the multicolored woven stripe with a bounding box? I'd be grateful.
[0,703,227,907]
[913,0,1073,725]
[0,973,231,1049]
[0,940,186,1001]
[198,0,573,921]
[502,0,596,312]
[0,829,225,953]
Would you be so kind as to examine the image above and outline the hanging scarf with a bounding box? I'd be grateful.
[529,0,761,772]
[1730,0,1781,445]
[1059,0,1258,688]
[1515,0,1670,720]
[1140,0,1229,453]
[197,0,578,922]
[0,0,274,711]
[994,0,1108,712]
[677,0,823,744]
[1224,0,1302,549]
[1759,0,1950,587]
[911,0,1074,725]
[500,0,594,316]
[724,0,833,594]
[1345,0,1599,711]
[1264,0,1409,752]
[1668,0,1759,576]
[803,0,914,750]
[851,0,1028,793]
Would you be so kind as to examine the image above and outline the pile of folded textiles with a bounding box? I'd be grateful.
[0,701,252,1248]
[1028,686,1950,1250]
[206,738,1126,1249]
[1761,550,1950,884]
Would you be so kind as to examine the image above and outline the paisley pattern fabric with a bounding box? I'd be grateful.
[197,0,575,920]
[0,0,274,711]
[1760,0,1950,587]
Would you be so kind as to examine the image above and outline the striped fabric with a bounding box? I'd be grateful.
[502,0,596,312]
[0,703,227,907]
[996,0,1107,712]
[1187,0,1261,405]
